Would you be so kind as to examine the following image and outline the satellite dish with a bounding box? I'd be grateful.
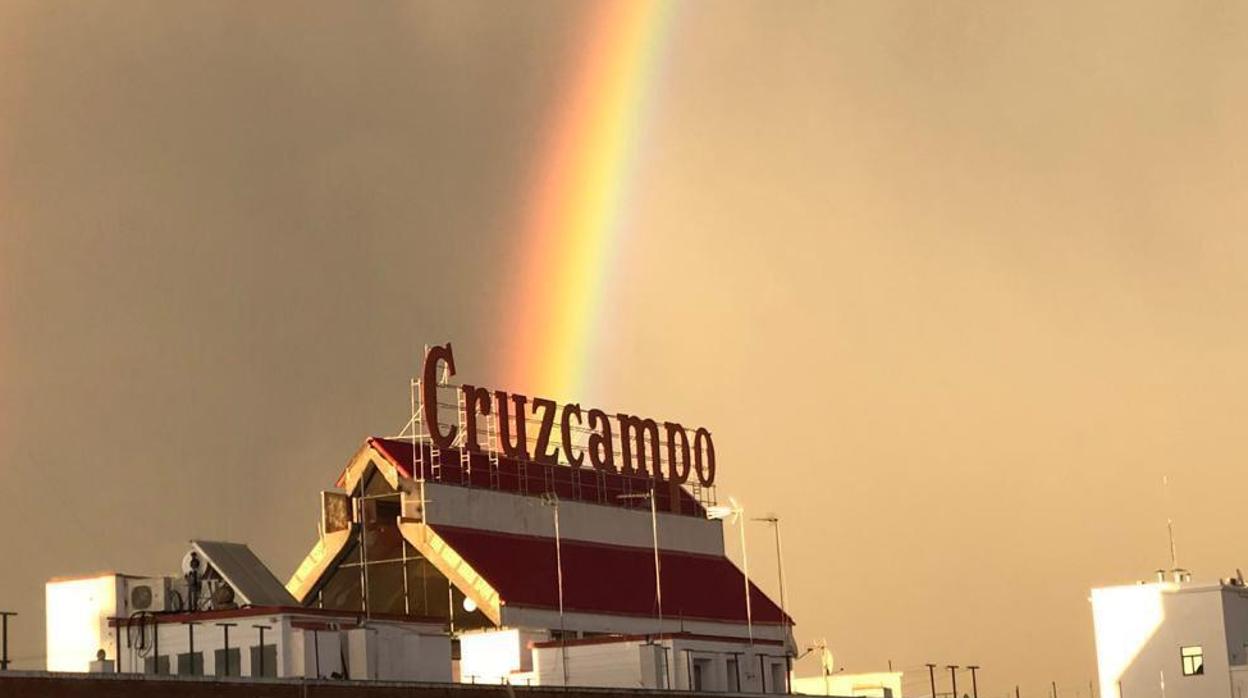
[211,583,236,609]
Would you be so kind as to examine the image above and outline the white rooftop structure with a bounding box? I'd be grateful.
[1091,572,1248,698]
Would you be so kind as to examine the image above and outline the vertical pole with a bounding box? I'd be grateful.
[112,618,122,673]
[733,652,743,693]
[739,517,753,645]
[313,629,321,678]
[772,519,789,640]
[357,494,370,619]
[969,665,980,698]
[772,517,791,688]
[927,664,938,698]
[651,488,663,634]
[0,613,15,671]
[1016,686,1021,698]
[948,666,960,698]
[217,623,236,677]
[253,625,270,678]
[686,648,693,691]
[448,584,455,635]
[152,617,159,674]
[552,497,569,686]
[401,530,411,616]
[186,622,198,676]
[755,516,791,683]
[1052,681,1058,698]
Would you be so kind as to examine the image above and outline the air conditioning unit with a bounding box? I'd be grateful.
[126,577,173,613]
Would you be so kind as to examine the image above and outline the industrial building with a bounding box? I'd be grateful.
[285,435,794,691]
[1090,570,1248,698]
[45,346,796,690]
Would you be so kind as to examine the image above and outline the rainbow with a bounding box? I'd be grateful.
[500,0,677,400]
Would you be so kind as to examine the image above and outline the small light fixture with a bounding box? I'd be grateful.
[462,597,478,613]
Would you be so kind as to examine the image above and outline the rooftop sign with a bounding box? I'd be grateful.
[419,344,716,504]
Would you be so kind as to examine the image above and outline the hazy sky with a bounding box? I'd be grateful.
[3,2,1247,696]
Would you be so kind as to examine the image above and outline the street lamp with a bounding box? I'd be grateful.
[753,514,792,693]
[752,516,790,646]
[707,497,752,644]
[540,492,569,686]
[618,488,663,634]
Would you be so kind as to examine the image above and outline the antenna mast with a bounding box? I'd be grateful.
[1162,475,1188,582]
[1165,474,1178,569]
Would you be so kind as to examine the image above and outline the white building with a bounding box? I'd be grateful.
[46,541,450,681]
[792,671,904,698]
[530,632,791,691]
[1091,573,1248,698]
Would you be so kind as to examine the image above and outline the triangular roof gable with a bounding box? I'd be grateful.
[289,441,502,625]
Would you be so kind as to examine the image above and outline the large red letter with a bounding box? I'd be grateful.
[531,397,559,465]
[421,344,457,450]
[693,427,716,487]
[617,413,661,478]
[495,391,530,460]
[588,408,616,472]
[460,385,492,453]
[664,422,692,512]
[561,404,585,467]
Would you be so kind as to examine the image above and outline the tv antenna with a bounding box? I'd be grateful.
[1160,475,1190,582]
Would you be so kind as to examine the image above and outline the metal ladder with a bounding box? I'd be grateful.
[457,389,471,484]
[417,378,442,482]
[487,413,501,489]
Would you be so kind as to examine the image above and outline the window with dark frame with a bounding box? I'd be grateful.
[249,644,277,678]
[213,647,241,677]
[1181,646,1204,676]
[176,651,204,676]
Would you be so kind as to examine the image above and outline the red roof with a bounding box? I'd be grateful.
[366,437,709,517]
[430,525,791,626]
